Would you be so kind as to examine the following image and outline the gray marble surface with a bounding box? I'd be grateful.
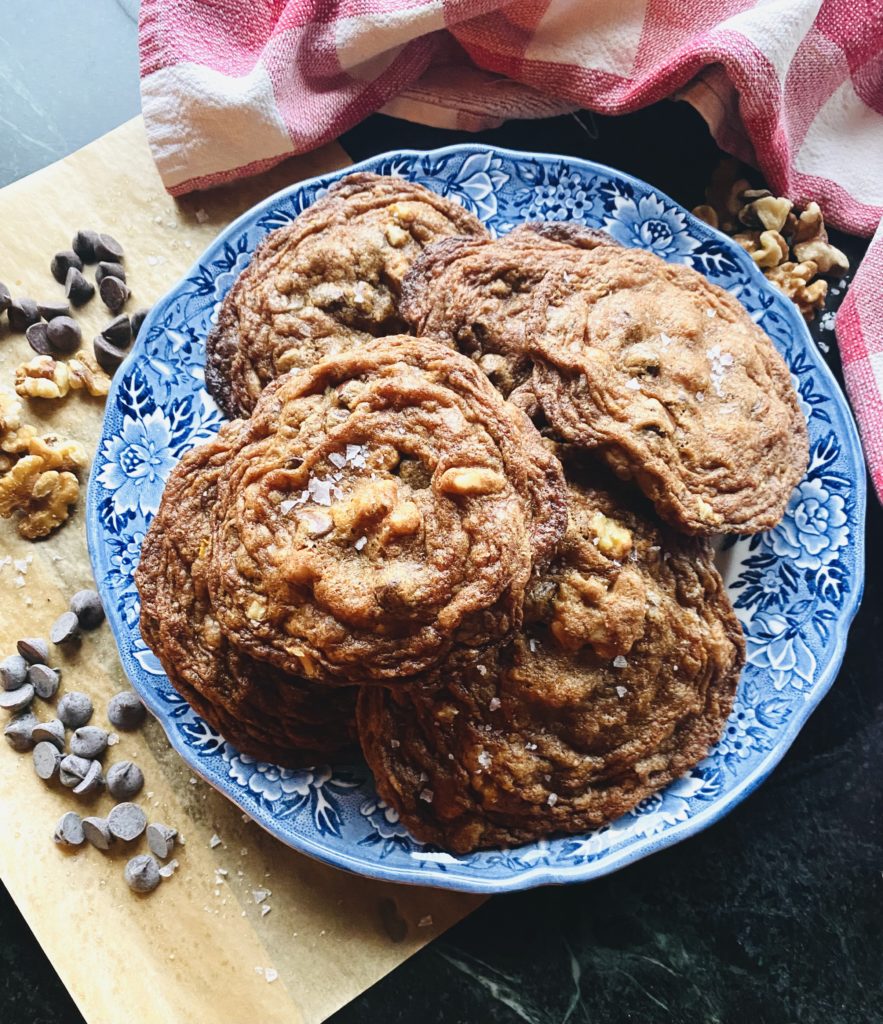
[0,0,141,187]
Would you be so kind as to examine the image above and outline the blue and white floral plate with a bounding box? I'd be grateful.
[87,146,866,892]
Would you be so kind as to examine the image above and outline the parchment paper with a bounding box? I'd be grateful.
[0,117,481,1024]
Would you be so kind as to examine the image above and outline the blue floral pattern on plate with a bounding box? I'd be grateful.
[87,146,866,892]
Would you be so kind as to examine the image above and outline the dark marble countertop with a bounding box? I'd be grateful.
[2,4,880,1022]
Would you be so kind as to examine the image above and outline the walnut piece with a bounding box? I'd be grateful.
[15,353,110,400]
[737,191,793,233]
[734,229,789,269]
[766,260,828,321]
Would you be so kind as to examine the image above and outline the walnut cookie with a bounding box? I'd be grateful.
[205,172,488,419]
[528,245,808,534]
[135,423,358,767]
[358,458,745,853]
[206,337,568,684]
[400,222,616,398]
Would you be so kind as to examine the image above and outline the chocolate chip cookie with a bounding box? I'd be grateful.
[358,457,744,852]
[528,245,808,534]
[205,172,488,418]
[207,337,568,684]
[135,423,358,766]
[400,222,614,397]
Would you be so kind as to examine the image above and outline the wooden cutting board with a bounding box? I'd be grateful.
[0,117,481,1024]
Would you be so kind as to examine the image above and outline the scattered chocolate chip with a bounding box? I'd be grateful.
[70,589,105,629]
[4,711,37,752]
[95,234,124,263]
[95,261,126,284]
[57,691,93,728]
[73,759,105,798]
[37,301,70,321]
[0,281,10,312]
[108,802,147,842]
[71,725,108,759]
[54,811,85,847]
[93,334,126,375]
[72,230,100,263]
[130,307,150,339]
[59,753,92,788]
[17,638,49,664]
[125,854,160,893]
[82,816,113,850]
[50,611,81,645]
[106,760,144,800]
[28,664,60,700]
[146,823,178,860]
[46,317,82,356]
[31,719,65,750]
[8,298,40,332]
[51,250,83,284]
[0,654,28,691]
[107,691,145,731]
[101,314,132,348]
[65,267,95,307]
[99,275,130,314]
[33,741,62,781]
[0,684,34,713]
[25,322,51,355]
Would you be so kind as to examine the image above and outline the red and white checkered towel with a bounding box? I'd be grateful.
[139,0,883,499]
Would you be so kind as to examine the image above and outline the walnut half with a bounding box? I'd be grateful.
[15,353,110,400]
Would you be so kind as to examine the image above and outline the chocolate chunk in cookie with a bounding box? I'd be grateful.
[205,172,488,419]
[207,337,567,683]
[529,246,808,534]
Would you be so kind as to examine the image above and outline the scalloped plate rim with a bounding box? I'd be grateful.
[86,144,866,892]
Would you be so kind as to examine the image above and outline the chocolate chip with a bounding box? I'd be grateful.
[46,317,82,356]
[70,590,105,629]
[28,664,60,700]
[93,334,126,375]
[50,610,81,645]
[99,276,130,314]
[57,691,93,728]
[107,691,145,731]
[54,811,85,847]
[37,301,71,321]
[146,823,178,859]
[0,684,34,713]
[65,267,94,307]
[33,741,62,780]
[100,315,132,349]
[73,759,105,798]
[51,250,83,284]
[31,719,65,750]
[0,654,28,690]
[59,753,92,788]
[106,760,144,800]
[82,816,113,850]
[124,854,160,893]
[4,711,37,752]
[108,802,147,842]
[95,234,124,263]
[71,726,108,759]
[96,262,126,284]
[0,281,10,312]
[8,298,40,332]
[17,638,48,664]
[131,308,150,339]
[25,322,51,355]
[72,230,100,263]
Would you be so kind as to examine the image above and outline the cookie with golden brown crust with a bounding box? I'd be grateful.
[399,222,615,396]
[207,336,568,684]
[135,423,358,767]
[528,245,808,534]
[205,172,488,419]
[358,458,744,853]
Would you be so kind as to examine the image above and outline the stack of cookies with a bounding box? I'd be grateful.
[135,173,808,853]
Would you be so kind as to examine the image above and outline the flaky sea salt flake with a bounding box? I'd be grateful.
[613,655,628,669]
